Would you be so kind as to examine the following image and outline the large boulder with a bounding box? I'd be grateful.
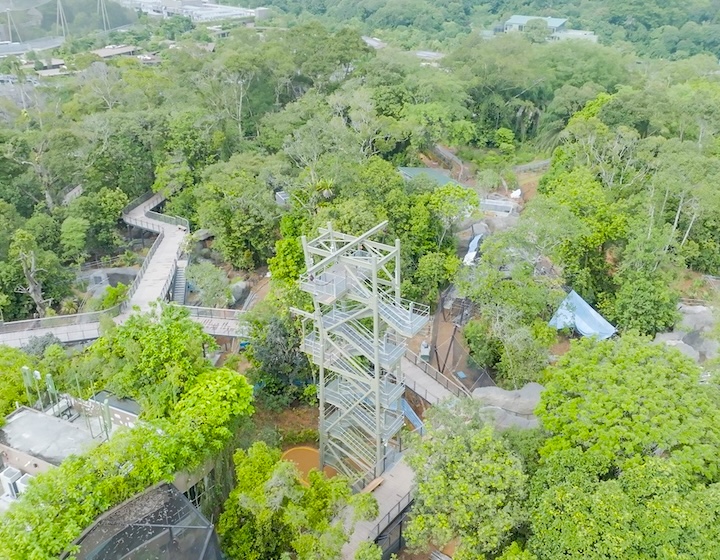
[472,382,544,417]
[230,281,250,305]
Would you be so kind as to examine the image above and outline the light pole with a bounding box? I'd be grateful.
[21,366,32,406]
[33,370,44,410]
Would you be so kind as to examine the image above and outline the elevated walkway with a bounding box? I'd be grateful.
[403,350,470,404]
[342,459,414,559]
[122,192,188,311]
[0,190,209,347]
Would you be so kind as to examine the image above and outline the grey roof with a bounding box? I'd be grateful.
[505,15,568,28]
[68,483,222,560]
[0,407,99,466]
[90,391,141,416]
[397,167,457,186]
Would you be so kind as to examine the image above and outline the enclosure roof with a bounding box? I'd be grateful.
[67,483,222,560]
[506,15,568,28]
[397,167,457,186]
[549,290,616,340]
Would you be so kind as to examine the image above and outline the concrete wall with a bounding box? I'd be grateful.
[0,445,53,476]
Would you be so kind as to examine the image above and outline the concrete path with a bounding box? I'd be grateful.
[402,356,454,404]
[342,459,414,559]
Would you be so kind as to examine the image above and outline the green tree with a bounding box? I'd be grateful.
[247,312,312,410]
[536,334,720,482]
[67,187,129,253]
[524,19,551,44]
[0,345,32,422]
[218,441,378,560]
[91,303,217,418]
[0,366,254,560]
[60,216,90,264]
[195,158,280,270]
[401,251,460,305]
[186,261,231,308]
[405,399,528,559]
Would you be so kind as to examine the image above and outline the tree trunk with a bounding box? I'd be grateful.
[680,209,698,248]
[664,192,684,253]
[17,250,48,318]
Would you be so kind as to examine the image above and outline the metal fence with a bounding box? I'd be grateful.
[513,159,551,173]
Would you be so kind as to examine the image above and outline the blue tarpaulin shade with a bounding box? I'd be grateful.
[549,290,616,340]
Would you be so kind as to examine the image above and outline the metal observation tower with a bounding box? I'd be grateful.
[294,222,430,483]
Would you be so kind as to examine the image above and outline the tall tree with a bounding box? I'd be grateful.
[405,399,528,558]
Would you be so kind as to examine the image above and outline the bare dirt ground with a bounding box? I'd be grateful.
[398,551,430,560]
[550,336,571,357]
[516,169,544,202]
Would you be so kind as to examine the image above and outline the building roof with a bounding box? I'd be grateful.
[0,407,99,467]
[91,45,138,58]
[415,50,444,60]
[68,483,222,560]
[505,15,568,28]
[397,167,457,186]
[361,36,386,49]
[90,390,141,416]
[36,68,72,77]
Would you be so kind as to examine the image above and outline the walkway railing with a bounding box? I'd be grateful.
[125,231,165,305]
[0,306,122,335]
[0,190,187,338]
[368,489,414,540]
[182,306,244,320]
[404,349,471,398]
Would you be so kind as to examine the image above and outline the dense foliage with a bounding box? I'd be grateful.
[408,335,720,558]
[405,399,528,559]
[249,0,720,58]
[218,441,378,560]
[0,367,254,560]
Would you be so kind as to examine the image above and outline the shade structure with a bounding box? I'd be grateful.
[549,290,616,340]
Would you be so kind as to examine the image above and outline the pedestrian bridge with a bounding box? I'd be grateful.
[0,190,246,348]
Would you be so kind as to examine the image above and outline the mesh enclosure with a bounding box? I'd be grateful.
[69,483,222,560]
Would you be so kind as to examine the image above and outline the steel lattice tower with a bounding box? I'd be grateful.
[294,222,429,486]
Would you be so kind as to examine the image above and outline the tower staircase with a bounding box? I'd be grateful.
[294,222,430,487]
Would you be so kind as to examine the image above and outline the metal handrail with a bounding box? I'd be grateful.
[182,306,243,320]
[404,349,471,398]
[368,489,414,540]
[124,231,164,307]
